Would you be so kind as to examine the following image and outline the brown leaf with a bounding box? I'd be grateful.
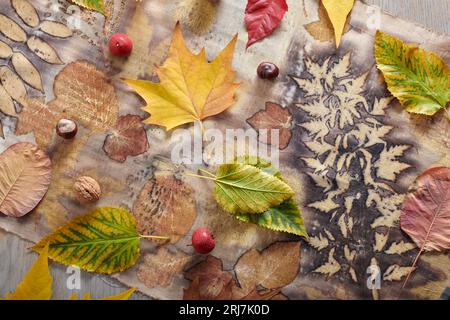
[234,241,301,294]
[0,84,16,116]
[184,256,234,300]
[0,66,27,105]
[39,21,73,38]
[103,115,149,162]
[305,2,350,43]
[401,167,450,252]
[239,287,281,300]
[11,0,40,28]
[0,14,27,42]
[0,40,13,59]
[27,36,63,64]
[138,248,191,288]
[52,61,118,132]
[11,52,43,92]
[16,61,119,148]
[0,142,52,217]
[133,173,196,244]
[246,102,293,150]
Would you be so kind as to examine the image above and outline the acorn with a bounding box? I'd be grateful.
[257,62,279,80]
[56,119,78,139]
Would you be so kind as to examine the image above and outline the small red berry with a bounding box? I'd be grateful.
[257,62,279,80]
[109,34,133,57]
[191,227,216,254]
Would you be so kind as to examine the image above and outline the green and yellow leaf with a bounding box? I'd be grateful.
[233,156,308,238]
[214,163,294,214]
[236,199,308,238]
[375,31,450,117]
[6,245,52,300]
[33,207,141,274]
[69,0,105,14]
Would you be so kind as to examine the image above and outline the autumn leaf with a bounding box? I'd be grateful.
[400,167,450,287]
[232,156,308,238]
[103,114,149,162]
[375,31,450,118]
[33,207,169,274]
[0,142,52,218]
[69,0,105,14]
[133,173,197,244]
[244,0,288,48]
[184,256,234,300]
[123,23,240,130]
[246,102,293,150]
[138,248,192,288]
[213,163,294,214]
[322,0,354,47]
[5,245,52,300]
[233,242,301,296]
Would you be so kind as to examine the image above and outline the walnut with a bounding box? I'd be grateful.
[73,176,101,203]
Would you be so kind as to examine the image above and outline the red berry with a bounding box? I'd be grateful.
[192,227,216,254]
[109,34,133,57]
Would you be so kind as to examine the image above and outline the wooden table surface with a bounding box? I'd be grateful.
[0,0,449,300]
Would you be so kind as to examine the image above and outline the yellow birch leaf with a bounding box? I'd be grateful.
[123,23,240,130]
[6,245,52,300]
[322,0,355,47]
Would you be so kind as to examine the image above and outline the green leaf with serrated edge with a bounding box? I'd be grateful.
[236,199,308,238]
[233,156,308,238]
[33,207,141,274]
[374,31,450,117]
[69,0,105,14]
[214,163,294,214]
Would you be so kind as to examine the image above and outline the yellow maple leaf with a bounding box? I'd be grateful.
[322,0,355,47]
[6,245,52,300]
[123,23,240,130]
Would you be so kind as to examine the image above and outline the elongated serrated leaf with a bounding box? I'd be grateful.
[69,0,105,14]
[11,0,40,28]
[375,31,450,116]
[236,199,308,238]
[12,52,43,92]
[233,156,308,238]
[6,245,52,300]
[33,207,141,274]
[214,163,294,214]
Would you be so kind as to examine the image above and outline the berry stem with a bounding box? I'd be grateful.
[139,234,170,241]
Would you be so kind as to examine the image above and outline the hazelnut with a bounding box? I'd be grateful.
[74,176,101,203]
[56,119,78,139]
[257,62,279,80]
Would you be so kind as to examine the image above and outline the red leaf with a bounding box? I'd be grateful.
[246,102,293,150]
[245,0,288,48]
[103,115,149,162]
[400,167,450,252]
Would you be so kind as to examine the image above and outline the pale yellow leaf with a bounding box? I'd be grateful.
[322,0,355,47]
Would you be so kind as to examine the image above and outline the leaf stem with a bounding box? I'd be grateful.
[199,168,216,178]
[139,235,171,241]
[185,173,216,181]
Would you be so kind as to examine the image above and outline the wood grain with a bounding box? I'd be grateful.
[0,0,449,300]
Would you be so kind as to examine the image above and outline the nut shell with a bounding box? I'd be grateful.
[73,176,101,203]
